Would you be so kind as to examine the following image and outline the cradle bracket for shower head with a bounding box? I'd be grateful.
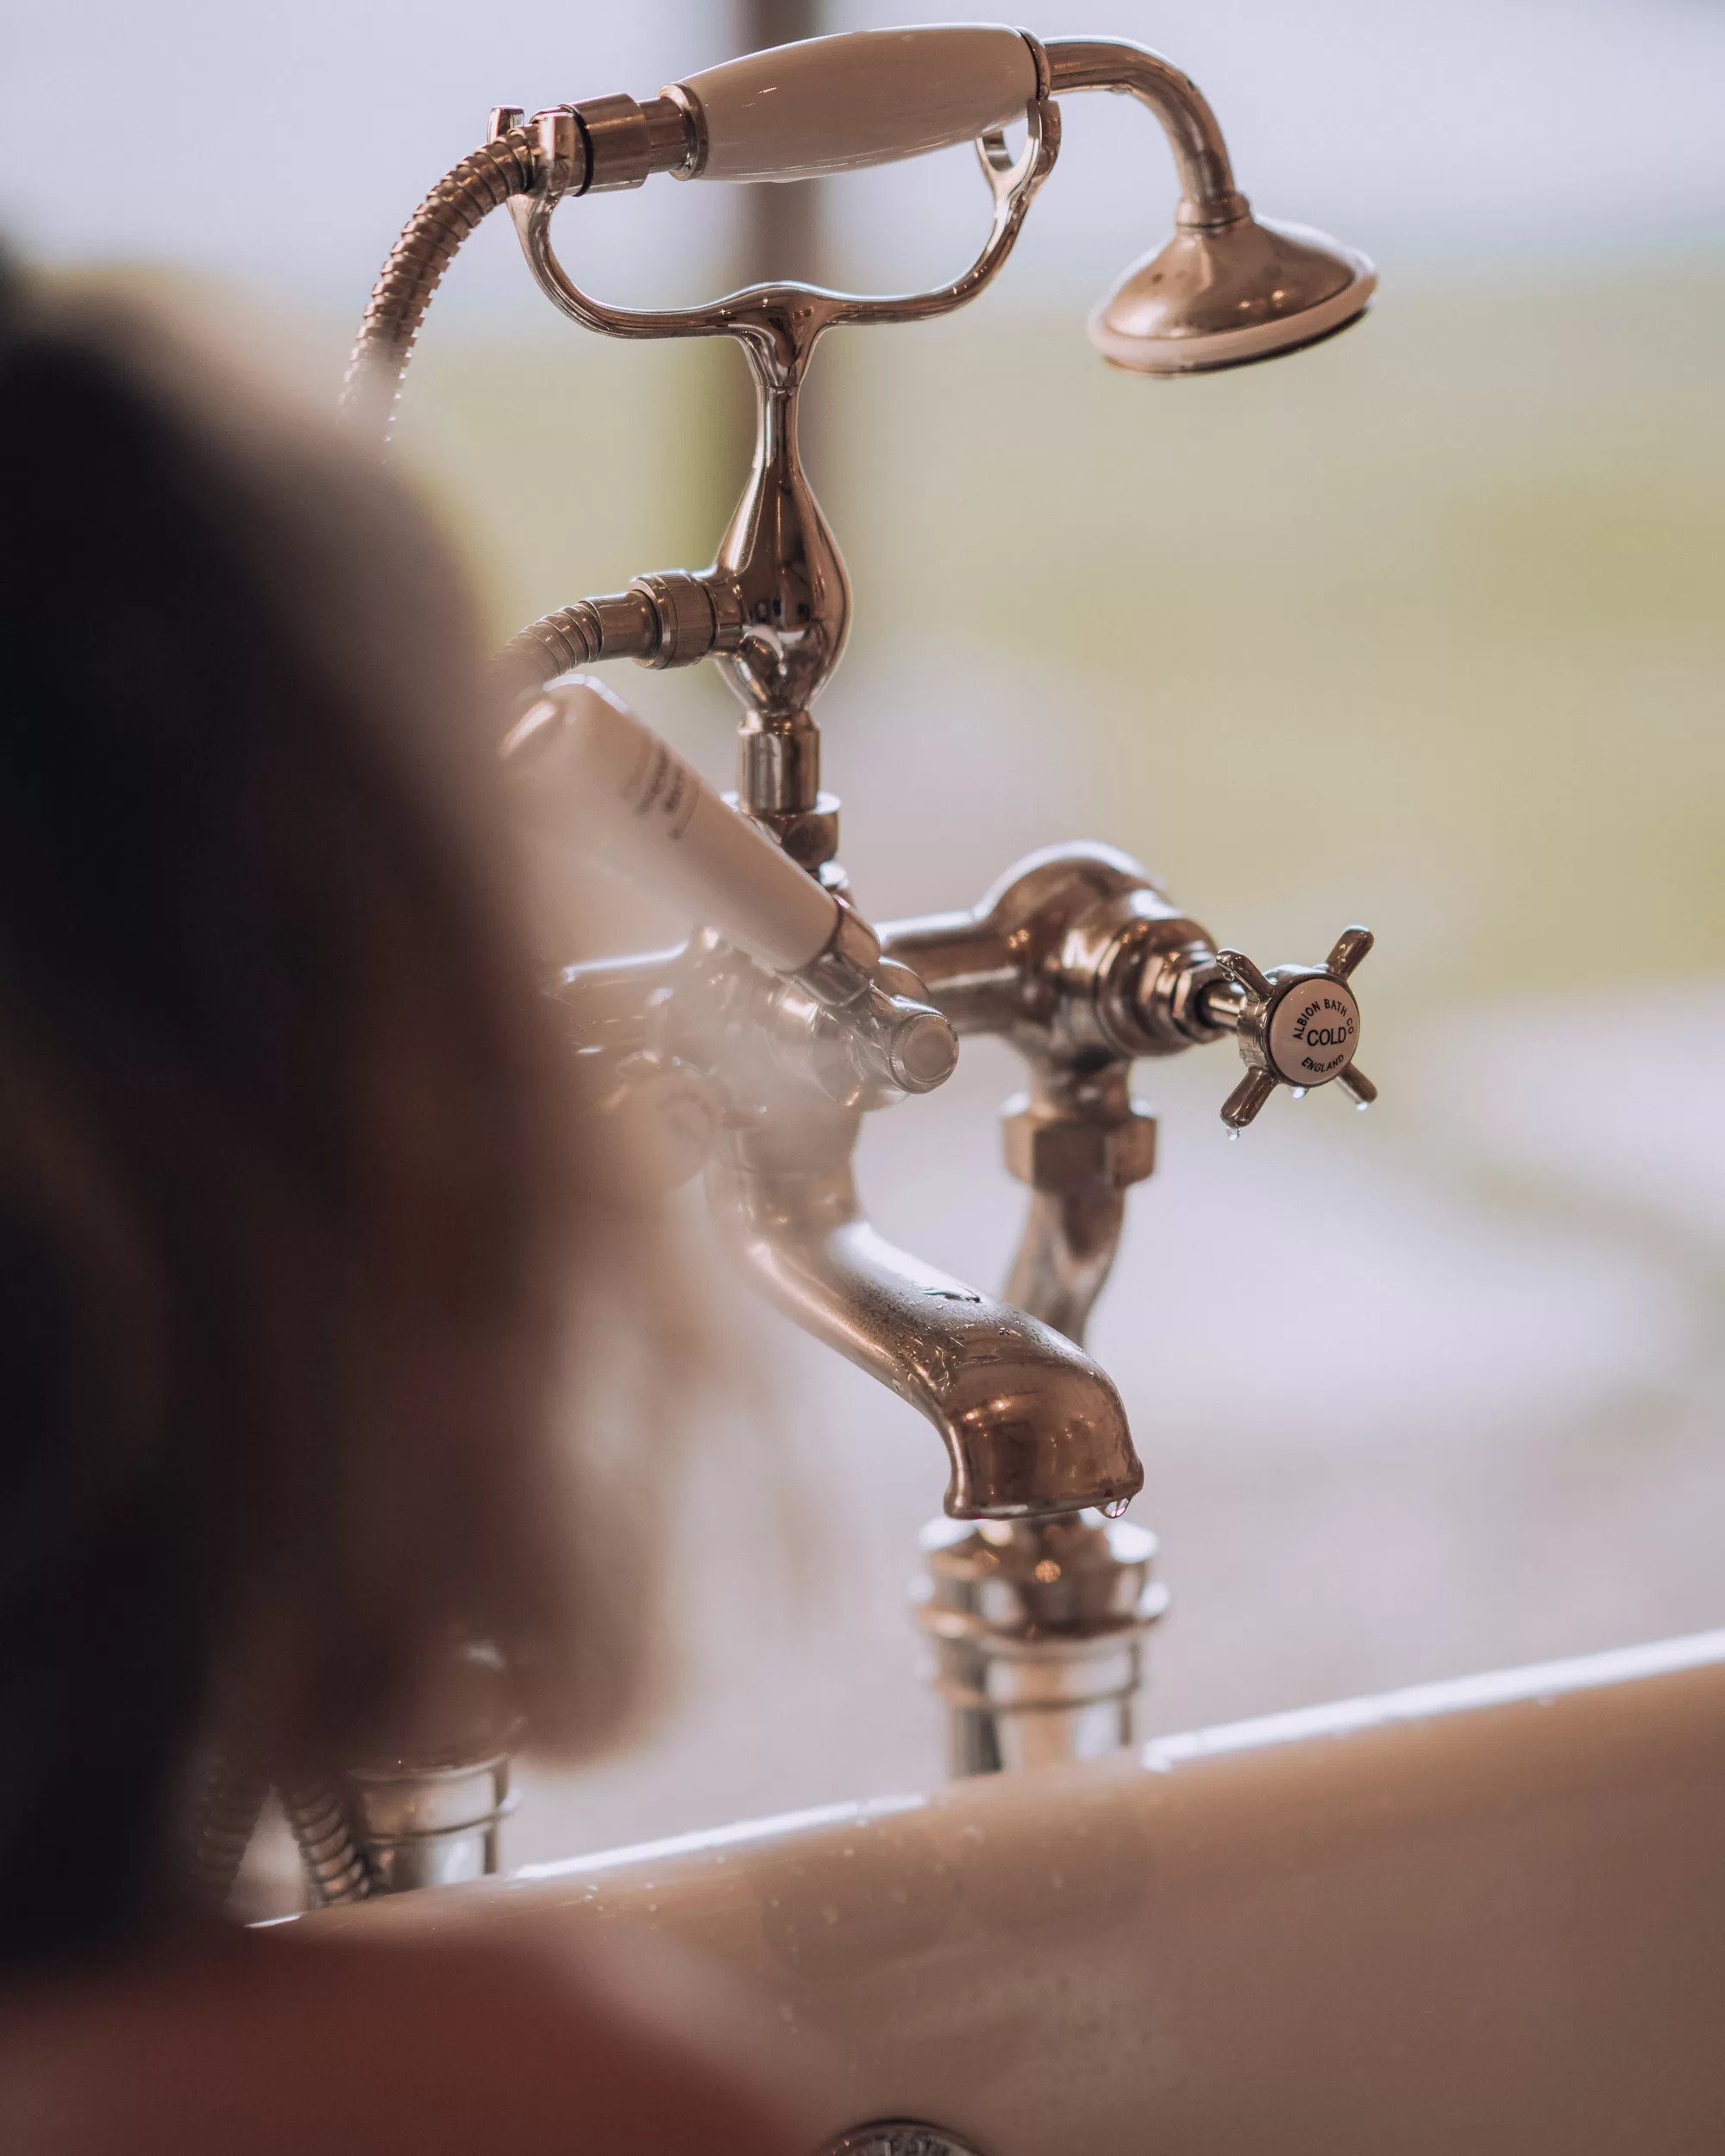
[505,35,1059,843]
[473,26,1376,843]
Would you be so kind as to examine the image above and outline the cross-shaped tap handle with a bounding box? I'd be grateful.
[1212,926,1377,1131]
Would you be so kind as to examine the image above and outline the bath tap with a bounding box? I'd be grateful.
[514,674,1138,1523]
[306,21,1383,1896]
[882,844,1373,1771]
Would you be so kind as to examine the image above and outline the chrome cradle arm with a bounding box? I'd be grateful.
[1043,38,1246,228]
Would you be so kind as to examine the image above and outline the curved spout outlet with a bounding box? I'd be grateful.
[706,1101,1141,1521]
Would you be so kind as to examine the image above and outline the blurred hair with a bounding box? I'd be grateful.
[0,258,679,1967]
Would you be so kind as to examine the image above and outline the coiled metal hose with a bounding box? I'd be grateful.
[279,1778,375,1907]
[185,1752,270,1913]
[497,602,606,696]
[340,124,543,446]
[188,1757,374,1910]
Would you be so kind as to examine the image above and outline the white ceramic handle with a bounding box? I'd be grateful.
[673,25,1038,185]
[504,675,838,974]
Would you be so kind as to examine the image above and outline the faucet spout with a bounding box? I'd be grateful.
[707,1100,1141,1520]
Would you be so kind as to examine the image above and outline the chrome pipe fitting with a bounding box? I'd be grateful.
[568,95,653,194]
[530,93,700,197]
[496,573,745,703]
[631,569,743,670]
[737,709,824,819]
[344,1753,516,1896]
[917,1513,1169,1776]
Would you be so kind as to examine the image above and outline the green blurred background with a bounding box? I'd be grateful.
[406,266,1725,1013]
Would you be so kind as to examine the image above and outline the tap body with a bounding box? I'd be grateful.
[555,918,1143,1522]
[883,843,1226,1344]
[884,847,1220,1774]
[305,22,1384,1911]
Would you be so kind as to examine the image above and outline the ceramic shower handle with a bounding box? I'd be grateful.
[672,25,1038,184]
[507,674,960,1102]
[503,674,838,974]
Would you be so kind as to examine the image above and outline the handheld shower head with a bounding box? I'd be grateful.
[1042,37,1374,377]
[1088,210,1377,377]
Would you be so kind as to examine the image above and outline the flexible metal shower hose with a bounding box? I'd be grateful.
[187,131,573,1915]
[340,124,544,445]
[185,1752,270,1912]
[278,1779,374,1907]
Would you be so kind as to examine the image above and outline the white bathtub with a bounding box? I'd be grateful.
[310,1629,1725,2153]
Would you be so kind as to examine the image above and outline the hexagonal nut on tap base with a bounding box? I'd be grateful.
[1002,1097,1158,1194]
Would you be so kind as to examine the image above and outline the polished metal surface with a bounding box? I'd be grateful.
[186,1752,269,1913]
[496,576,747,706]
[884,843,1220,1347]
[1214,924,1377,1129]
[820,2128,988,2156]
[1000,1067,1154,1345]
[336,22,1384,1840]
[280,1777,374,1907]
[756,950,959,1113]
[1088,214,1376,377]
[1044,36,1244,222]
[557,918,1110,1520]
[340,120,541,442]
[509,80,1055,350]
[884,846,1202,1767]
[708,1097,1141,1520]
[322,1640,525,1898]
[883,855,1377,1764]
[1042,36,1376,374]
[558,91,699,195]
[883,843,1220,1063]
[917,1512,1168,1777]
[346,1753,516,1896]
[508,76,1058,812]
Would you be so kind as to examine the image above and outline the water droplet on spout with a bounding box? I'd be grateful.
[1102,1497,1130,1520]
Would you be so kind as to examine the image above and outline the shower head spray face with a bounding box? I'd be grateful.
[1088,212,1377,376]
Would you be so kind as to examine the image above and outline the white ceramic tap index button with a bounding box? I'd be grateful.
[1267,977,1360,1087]
[672,26,1038,185]
[503,674,838,975]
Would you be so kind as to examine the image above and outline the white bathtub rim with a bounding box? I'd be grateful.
[511,1622,1725,1886]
